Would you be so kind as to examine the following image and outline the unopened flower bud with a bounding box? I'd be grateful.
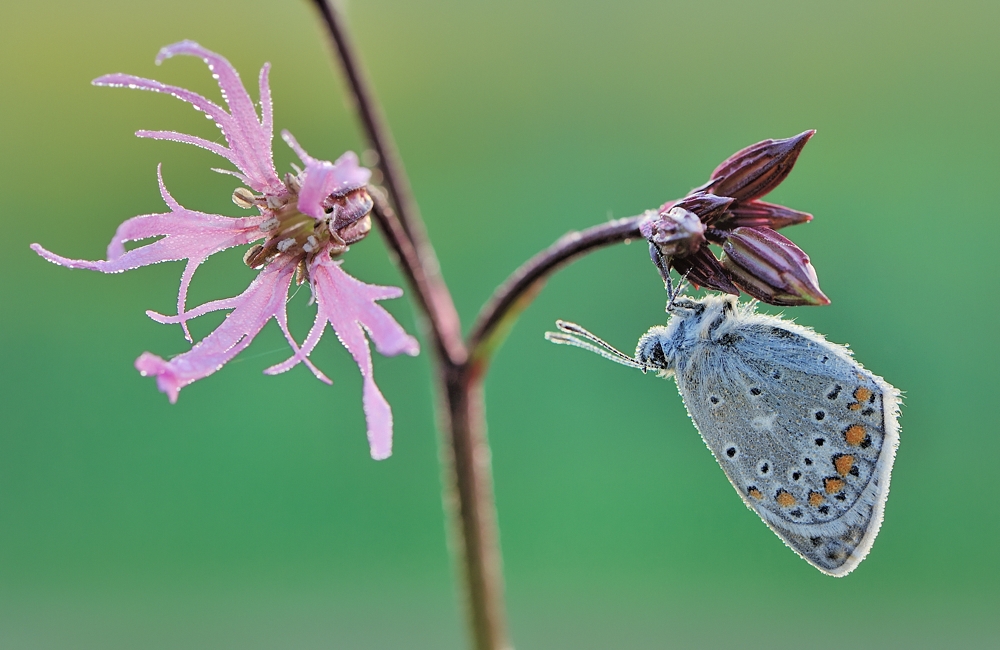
[715,199,812,230]
[640,206,707,258]
[696,130,814,202]
[721,227,829,306]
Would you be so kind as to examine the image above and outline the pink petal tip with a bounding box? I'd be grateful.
[135,352,181,403]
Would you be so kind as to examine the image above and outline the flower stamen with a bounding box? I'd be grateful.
[259,216,280,232]
[266,195,288,210]
[232,187,258,209]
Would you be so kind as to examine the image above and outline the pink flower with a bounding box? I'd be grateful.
[31,41,418,459]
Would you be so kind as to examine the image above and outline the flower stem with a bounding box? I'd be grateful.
[311,3,648,649]
[440,363,511,650]
[369,191,463,363]
[311,3,508,648]
[310,0,464,364]
[467,216,644,375]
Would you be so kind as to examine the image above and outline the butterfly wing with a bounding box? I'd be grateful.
[675,313,901,576]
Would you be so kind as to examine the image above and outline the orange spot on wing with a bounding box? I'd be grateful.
[848,402,862,411]
[825,477,845,494]
[808,492,825,506]
[776,490,796,507]
[749,488,763,499]
[845,425,866,446]
[854,387,873,402]
[835,455,855,477]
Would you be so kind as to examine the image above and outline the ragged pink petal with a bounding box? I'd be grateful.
[265,256,418,459]
[273,295,331,385]
[93,72,250,172]
[295,152,372,222]
[31,168,265,341]
[95,41,283,195]
[136,258,297,402]
[282,130,371,218]
[157,41,277,190]
[136,130,231,161]
[94,72,230,128]
[210,167,254,187]
[281,130,316,164]
[32,200,263,274]
[259,64,273,147]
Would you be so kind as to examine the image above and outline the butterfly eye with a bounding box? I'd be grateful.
[636,336,669,369]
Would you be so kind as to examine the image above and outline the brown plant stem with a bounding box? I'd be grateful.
[310,2,505,648]
[311,3,646,649]
[440,363,510,650]
[310,0,463,364]
[369,191,461,364]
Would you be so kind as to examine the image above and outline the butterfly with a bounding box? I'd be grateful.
[546,293,900,576]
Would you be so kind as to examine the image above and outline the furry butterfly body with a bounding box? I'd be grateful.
[548,294,900,576]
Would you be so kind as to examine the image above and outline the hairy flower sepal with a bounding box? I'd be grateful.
[30,41,418,459]
[721,227,829,306]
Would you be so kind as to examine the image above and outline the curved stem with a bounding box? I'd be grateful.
[369,191,461,363]
[311,4,648,650]
[467,216,644,374]
[311,3,507,649]
[311,0,464,364]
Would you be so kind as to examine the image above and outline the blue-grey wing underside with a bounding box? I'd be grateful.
[676,320,900,576]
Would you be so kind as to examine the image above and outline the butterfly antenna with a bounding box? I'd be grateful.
[545,320,645,370]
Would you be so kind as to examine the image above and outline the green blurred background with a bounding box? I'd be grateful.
[3,0,998,648]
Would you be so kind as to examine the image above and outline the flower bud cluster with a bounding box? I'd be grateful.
[640,131,828,306]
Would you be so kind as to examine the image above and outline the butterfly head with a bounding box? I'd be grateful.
[635,327,673,373]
